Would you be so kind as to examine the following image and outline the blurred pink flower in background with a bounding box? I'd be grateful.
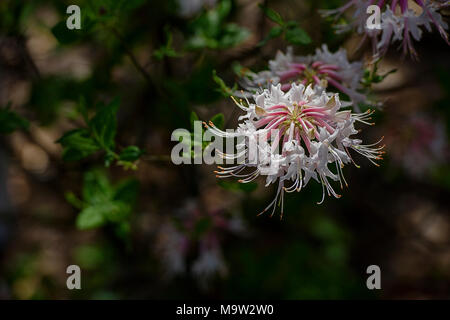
[240,45,369,111]
[385,114,448,177]
[177,0,217,17]
[323,0,450,58]
[155,199,245,288]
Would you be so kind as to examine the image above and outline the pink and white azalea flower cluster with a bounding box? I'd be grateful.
[241,45,369,111]
[205,83,384,217]
[323,0,449,58]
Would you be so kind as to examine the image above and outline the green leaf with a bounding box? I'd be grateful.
[69,170,139,232]
[82,170,114,205]
[114,221,131,241]
[58,98,127,165]
[76,205,106,230]
[0,105,29,134]
[219,23,250,48]
[217,0,232,21]
[104,151,116,167]
[153,28,181,60]
[258,4,284,26]
[185,0,249,50]
[74,245,108,270]
[89,98,120,150]
[65,192,84,210]
[232,62,253,78]
[362,58,397,86]
[119,146,144,162]
[210,113,225,130]
[154,46,179,60]
[76,201,130,229]
[374,68,397,83]
[285,24,311,45]
[114,179,139,205]
[212,70,237,97]
[51,20,82,45]
[57,128,100,161]
[101,201,131,223]
[259,26,283,46]
[51,13,95,45]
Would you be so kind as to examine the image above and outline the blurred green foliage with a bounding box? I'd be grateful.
[57,98,143,169]
[66,169,138,233]
[258,4,311,46]
[0,103,29,134]
[185,0,249,50]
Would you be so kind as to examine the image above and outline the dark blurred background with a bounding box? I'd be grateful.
[0,0,449,299]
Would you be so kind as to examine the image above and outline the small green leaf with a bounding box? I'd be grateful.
[101,201,131,223]
[185,0,249,50]
[0,105,29,134]
[114,179,139,204]
[258,4,284,26]
[57,128,100,162]
[154,47,179,60]
[69,170,139,232]
[153,28,181,60]
[231,62,253,78]
[217,0,232,20]
[210,113,225,130]
[362,59,397,86]
[104,151,116,167]
[285,24,311,45]
[259,26,283,46]
[114,221,131,241]
[219,24,250,48]
[89,98,120,150]
[51,16,95,45]
[65,192,84,210]
[51,20,82,45]
[74,245,108,270]
[375,69,397,83]
[212,70,237,97]
[82,170,114,205]
[57,129,96,149]
[119,146,143,162]
[76,206,106,230]
[76,202,130,230]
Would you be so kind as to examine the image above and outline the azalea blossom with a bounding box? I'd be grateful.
[177,0,217,17]
[155,199,244,285]
[205,84,384,217]
[385,114,448,177]
[322,0,450,58]
[240,45,369,111]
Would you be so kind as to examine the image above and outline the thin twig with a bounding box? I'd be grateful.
[110,27,153,84]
